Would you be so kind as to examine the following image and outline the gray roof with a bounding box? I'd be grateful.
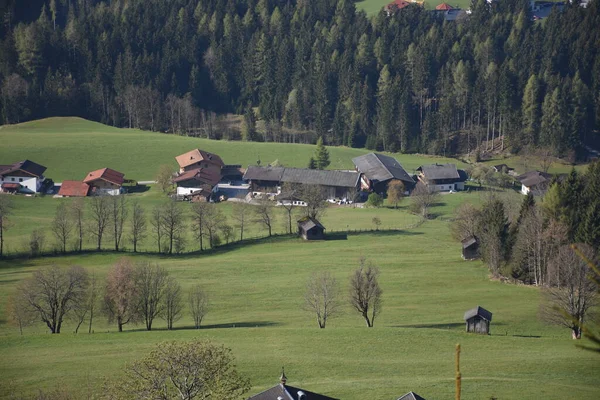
[0,160,47,178]
[244,166,360,189]
[297,217,325,232]
[517,171,552,188]
[461,236,477,248]
[352,153,414,184]
[464,306,492,322]
[397,392,427,400]
[417,163,461,181]
[248,383,338,400]
[243,166,285,182]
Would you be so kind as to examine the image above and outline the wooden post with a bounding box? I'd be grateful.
[455,344,461,400]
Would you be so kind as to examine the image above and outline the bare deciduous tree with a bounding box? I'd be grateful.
[105,340,250,400]
[300,184,327,219]
[160,200,185,255]
[52,202,73,253]
[71,198,85,252]
[542,244,599,339]
[20,265,89,333]
[189,284,209,329]
[103,258,138,332]
[162,277,183,330]
[150,205,163,253]
[279,182,299,233]
[110,195,128,251]
[254,199,275,237]
[349,258,383,328]
[410,184,439,218]
[28,229,46,256]
[450,203,481,242]
[156,164,174,193]
[387,180,405,209]
[130,200,146,253]
[135,262,169,331]
[304,271,340,329]
[232,202,251,241]
[89,196,111,250]
[6,291,35,335]
[0,194,15,257]
[191,202,209,251]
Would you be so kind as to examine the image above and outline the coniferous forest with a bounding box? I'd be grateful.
[1,0,599,158]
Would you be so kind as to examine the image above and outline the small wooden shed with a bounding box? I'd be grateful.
[464,306,492,335]
[461,236,479,260]
[297,217,325,240]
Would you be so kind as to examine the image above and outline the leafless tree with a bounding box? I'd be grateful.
[129,200,147,253]
[203,204,226,248]
[300,184,327,219]
[387,180,405,209]
[410,183,439,218]
[254,199,275,237]
[6,290,35,335]
[232,202,251,241]
[349,258,383,327]
[150,205,163,253]
[28,229,46,256]
[538,148,554,173]
[304,271,340,329]
[189,284,209,329]
[450,203,481,242]
[160,200,186,254]
[110,195,128,251]
[191,201,209,251]
[156,164,175,193]
[103,258,138,332]
[220,224,234,244]
[279,182,299,233]
[135,262,169,331]
[542,244,599,339]
[72,271,99,334]
[89,196,111,250]
[20,265,89,333]
[162,277,183,330]
[0,194,14,257]
[71,198,85,252]
[52,202,73,253]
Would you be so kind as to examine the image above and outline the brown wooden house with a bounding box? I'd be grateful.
[461,236,479,260]
[464,306,492,335]
[297,217,325,240]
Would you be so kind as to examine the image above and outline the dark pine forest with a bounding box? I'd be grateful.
[1,0,599,158]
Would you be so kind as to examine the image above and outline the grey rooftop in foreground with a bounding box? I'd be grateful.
[352,152,414,184]
[464,306,493,322]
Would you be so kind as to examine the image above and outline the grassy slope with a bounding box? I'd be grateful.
[0,117,463,182]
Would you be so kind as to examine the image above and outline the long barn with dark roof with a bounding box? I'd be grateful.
[352,152,414,194]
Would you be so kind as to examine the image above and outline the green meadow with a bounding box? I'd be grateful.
[356,0,474,15]
[0,118,598,399]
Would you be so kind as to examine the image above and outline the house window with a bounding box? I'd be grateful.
[11,178,15,181]
[19,178,23,182]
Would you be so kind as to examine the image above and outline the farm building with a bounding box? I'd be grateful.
[83,168,125,196]
[492,164,515,175]
[181,185,213,202]
[298,217,325,240]
[173,168,220,196]
[352,153,414,194]
[517,170,552,195]
[248,371,338,400]
[58,180,91,197]
[175,148,224,174]
[397,392,427,400]
[464,306,493,335]
[461,236,479,260]
[243,166,360,201]
[0,160,47,194]
[416,163,466,192]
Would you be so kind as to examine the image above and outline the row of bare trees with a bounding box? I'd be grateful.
[304,257,383,328]
[7,259,209,334]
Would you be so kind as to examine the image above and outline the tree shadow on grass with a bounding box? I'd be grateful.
[394,322,465,330]
[347,229,423,238]
[125,184,150,194]
[125,321,280,333]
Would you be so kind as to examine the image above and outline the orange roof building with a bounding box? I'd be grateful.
[58,181,91,197]
[83,168,125,195]
[175,149,224,173]
[435,3,454,10]
[385,0,411,12]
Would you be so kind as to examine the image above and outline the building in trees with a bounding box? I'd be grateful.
[352,153,414,195]
[396,392,427,400]
[461,236,479,260]
[416,164,466,192]
[248,370,338,400]
[464,306,492,335]
[297,217,325,240]
[243,166,360,201]
[516,170,553,195]
[83,168,125,196]
[0,160,47,194]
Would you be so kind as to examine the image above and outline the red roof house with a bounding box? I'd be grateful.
[385,0,411,12]
[58,181,91,197]
[175,149,224,173]
[435,3,454,10]
[83,168,125,195]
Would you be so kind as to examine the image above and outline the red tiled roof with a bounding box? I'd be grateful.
[58,181,91,197]
[83,168,125,186]
[1,182,21,189]
[386,0,411,10]
[175,149,224,169]
[436,3,454,10]
[173,167,220,186]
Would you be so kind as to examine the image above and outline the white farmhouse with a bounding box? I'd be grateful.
[0,160,47,194]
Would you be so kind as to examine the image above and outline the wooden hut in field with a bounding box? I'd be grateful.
[297,217,325,240]
[461,236,479,260]
[464,306,492,335]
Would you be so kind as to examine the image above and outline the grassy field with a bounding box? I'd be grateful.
[0,118,598,399]
[356,0,474,14]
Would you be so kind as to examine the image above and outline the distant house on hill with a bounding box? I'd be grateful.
[83,168,125,196]
[464,306,492,335]
[352,153,414,194]
[517,170,552,195]
[0,160,47,194]
[385,0,412,14]
[173,168,220,196]
[175,149,224,174]
[461,236,479,260]
[492,164,515,175]
[416,163,466,192]
[298,217,325,240]
[397,392,427,400]
[248,370,338,400]
[435,2,454,10]
[58,180,91,197]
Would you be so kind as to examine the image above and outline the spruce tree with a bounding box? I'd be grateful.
[521,74,540,146]
[314,137,330,170]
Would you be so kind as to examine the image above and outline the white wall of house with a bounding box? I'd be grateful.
[276,199,307,207]
[0,175,43,193]
[177,185,217,196]
[429,182,464,192]
[521,185,530,195]
[95,188,121,196]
